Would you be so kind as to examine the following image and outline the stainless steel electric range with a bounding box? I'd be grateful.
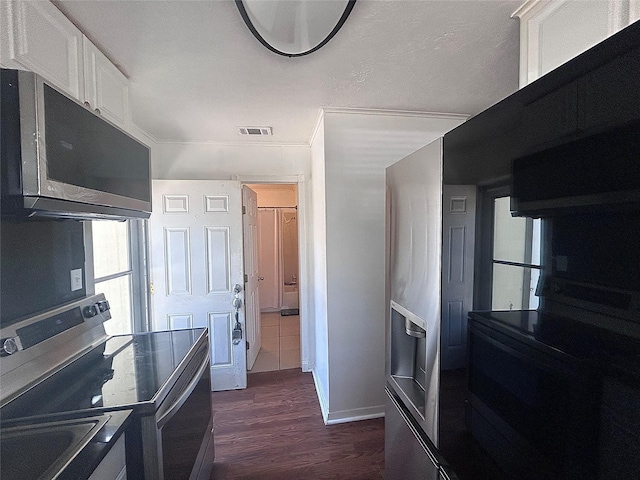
[0,293,214,480]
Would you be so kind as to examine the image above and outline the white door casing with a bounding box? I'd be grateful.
[149,180,247,391]
[257,208,279,311]
[440,185,477,371]
[242,186,261,370]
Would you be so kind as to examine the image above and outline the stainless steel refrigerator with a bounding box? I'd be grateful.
[385,137,477,480]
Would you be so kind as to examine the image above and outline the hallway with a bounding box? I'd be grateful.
[250,312,301,372]
[210,369,385,479]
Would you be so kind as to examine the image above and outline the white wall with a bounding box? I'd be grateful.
[248,184,297,207]
[318,109,466,423]
[310,116,330,416]
[153,143,309,180]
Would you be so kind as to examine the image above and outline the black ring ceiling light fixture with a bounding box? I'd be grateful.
[235,0,356,57]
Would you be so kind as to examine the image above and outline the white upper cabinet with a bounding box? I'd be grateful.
[1,0,131,130]
[513,0,640,86]
[83,37,130,129]
[2,0,85,99]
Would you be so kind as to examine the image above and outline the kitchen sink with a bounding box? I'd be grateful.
[0,415,109,479]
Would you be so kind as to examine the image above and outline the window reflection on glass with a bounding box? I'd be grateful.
[493,197,541,266]
[92,220,130,278]
[491,196,542,311]
[96,275,132,335]
[492,264,540,311]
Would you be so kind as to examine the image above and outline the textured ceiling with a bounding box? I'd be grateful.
[54,0,522,145]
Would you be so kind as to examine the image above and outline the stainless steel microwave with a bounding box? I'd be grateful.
[1,68,151,220]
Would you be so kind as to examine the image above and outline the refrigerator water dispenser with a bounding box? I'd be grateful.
[389,302,427,419]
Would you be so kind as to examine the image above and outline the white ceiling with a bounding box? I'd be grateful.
[54,0,522,145]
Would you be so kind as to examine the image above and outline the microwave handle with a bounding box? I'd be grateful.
[157,354,209,429]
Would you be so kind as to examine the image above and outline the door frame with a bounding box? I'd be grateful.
[233,174,311,373]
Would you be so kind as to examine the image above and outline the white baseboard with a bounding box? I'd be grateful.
[310,369,384,425]
[325,405,385,425]
[311,369,329,424]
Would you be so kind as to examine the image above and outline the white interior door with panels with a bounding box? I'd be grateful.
[242,186,261,371]
[440,185,476,371]
[149,180,247,391]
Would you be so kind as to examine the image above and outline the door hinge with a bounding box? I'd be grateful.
[149,283,155,295]
[246,342,250,351]
[242,205,246,214]
[244,274,248,283]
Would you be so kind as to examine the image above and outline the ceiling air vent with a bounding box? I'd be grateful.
[238,126,273,136]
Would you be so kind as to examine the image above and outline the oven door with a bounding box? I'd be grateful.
[467,321,598,479]
[142,342,213,480]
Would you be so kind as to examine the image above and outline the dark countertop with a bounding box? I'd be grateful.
[470,309,640,377]
[0,409,132,480]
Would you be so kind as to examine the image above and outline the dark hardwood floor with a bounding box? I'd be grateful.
[210,369,385,479]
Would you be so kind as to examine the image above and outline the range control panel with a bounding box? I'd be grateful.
[0,295,111,356]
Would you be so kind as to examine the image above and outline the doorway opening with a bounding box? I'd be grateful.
[245,183,301,373]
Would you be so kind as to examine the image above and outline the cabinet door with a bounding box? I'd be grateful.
[514,0,634,86]
[83,37,130,129]
[6,0,84,99]
[520,81,578,150]
[0,2,20,68]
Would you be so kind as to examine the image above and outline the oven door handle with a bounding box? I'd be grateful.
[157,354,209,429]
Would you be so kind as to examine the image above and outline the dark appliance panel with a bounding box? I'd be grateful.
[161,362,212,478]
[599,369,640,479]
[42,84,150,203]
[468,313,599,480]
[511,120,640,217]
[550,211,640,291]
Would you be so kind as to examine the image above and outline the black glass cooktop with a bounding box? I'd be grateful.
[2,329,206,420]
[470,310,640,361]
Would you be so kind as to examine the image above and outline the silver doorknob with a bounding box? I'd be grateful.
[258,276,264,281]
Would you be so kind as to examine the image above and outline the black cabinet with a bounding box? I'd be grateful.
[443,22,640,187]
[599,374,640,479]
[579,45,640,132]
[519,81,579,150]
